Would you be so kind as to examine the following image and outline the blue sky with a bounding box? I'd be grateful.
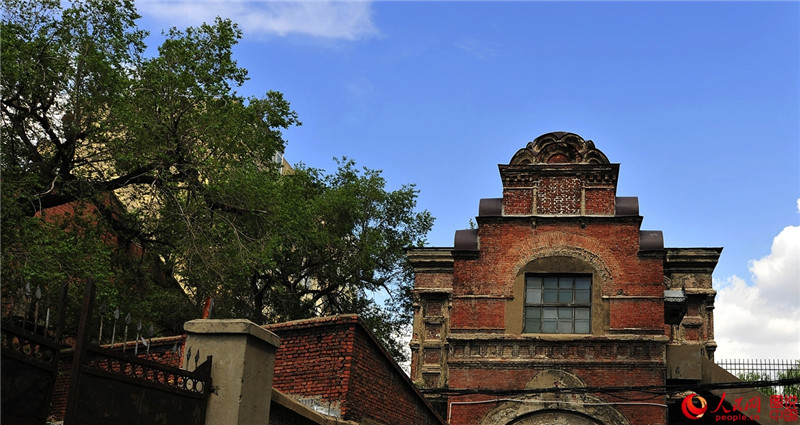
[136,1,799,359]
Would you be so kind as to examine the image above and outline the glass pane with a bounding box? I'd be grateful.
[575,308,590,320]
[543,307,557,319]
[558,307,573,319]
[527,277,542,289]
[526,287,541,304]
[575,276,591,290]
[526,306,540,319]
[575,289,590,304]
[575,320,590,334]
[559,277,573,288]
[543,289,557,302]
[559,289,572,303]
[557,320,573,333]
[543,277,558,289]
[542,320,557,333]
[525,319,541,333]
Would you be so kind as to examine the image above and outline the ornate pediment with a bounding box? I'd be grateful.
[509,132,610,165]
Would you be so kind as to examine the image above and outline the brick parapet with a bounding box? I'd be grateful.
[499,163,620,216]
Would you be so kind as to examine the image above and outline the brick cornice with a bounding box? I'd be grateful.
[264,314,361,332]
[664,247,723,274]
[499,163,620,188]
[406,247,454,272]
[475,215,643,226]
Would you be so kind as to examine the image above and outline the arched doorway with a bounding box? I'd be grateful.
[510,409,603,425]
[476,370,631,425]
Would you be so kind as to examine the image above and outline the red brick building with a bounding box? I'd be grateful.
[408,132,723,425]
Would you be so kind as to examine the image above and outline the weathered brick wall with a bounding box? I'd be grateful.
[407,248,454,419]
[450,219,665,333]
[414,272,453,290]
[442,217,667,424]
[446,356,667,425]
[502,188,533,215]
[268,315,445,425]
[585,187,616,215]
[537,177,581,214]
[49,360,71,421]
[450,298,505,331]
[268,318,356,407]
[349,319,445,425]
[663,248,722,359]
[407,134,680,425]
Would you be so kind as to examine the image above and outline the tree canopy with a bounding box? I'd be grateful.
[1,0,432,360]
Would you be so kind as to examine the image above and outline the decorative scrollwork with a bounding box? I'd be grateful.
[84,346,210,395]
[509,132,610,165]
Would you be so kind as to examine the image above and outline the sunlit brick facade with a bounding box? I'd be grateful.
[408,132,722,425]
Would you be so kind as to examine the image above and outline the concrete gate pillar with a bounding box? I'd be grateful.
[184,319,281,425]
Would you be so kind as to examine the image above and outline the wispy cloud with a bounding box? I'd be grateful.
[138,0,379,41]
[455,37,500,61]
[713,199,800,359]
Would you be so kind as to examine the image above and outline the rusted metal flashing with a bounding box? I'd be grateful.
[639,230,664,251]
[614,196,639,216]
[453,229,478,251]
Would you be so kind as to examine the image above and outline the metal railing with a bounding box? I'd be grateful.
[1,279,212,425]
[717,358,800,396]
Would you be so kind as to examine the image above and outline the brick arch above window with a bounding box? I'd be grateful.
[511,245,614,285]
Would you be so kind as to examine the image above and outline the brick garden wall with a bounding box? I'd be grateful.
[267,315,445,425]
[268,318,356,409]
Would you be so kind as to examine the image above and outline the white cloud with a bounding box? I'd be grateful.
[138,0,379,41]
[396,323,412,375]
[713,202,800,360]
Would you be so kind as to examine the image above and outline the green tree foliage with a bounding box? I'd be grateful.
[779,362,800,397]
[737,362,800,397]
[737,371,777,396]
[1,0,432,360]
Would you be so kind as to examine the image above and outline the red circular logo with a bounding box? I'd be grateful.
[681,394,708,420]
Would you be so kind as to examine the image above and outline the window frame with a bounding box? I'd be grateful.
[523,273,592,334]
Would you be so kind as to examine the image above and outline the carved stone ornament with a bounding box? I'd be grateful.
[509,132,610,165]
[476,369,631,425]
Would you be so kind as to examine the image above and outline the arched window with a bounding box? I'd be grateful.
[506,253,609,335]
[524,274,591,334]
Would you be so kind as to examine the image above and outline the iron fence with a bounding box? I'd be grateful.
[717,358,800,396]
[1,279,212,425]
